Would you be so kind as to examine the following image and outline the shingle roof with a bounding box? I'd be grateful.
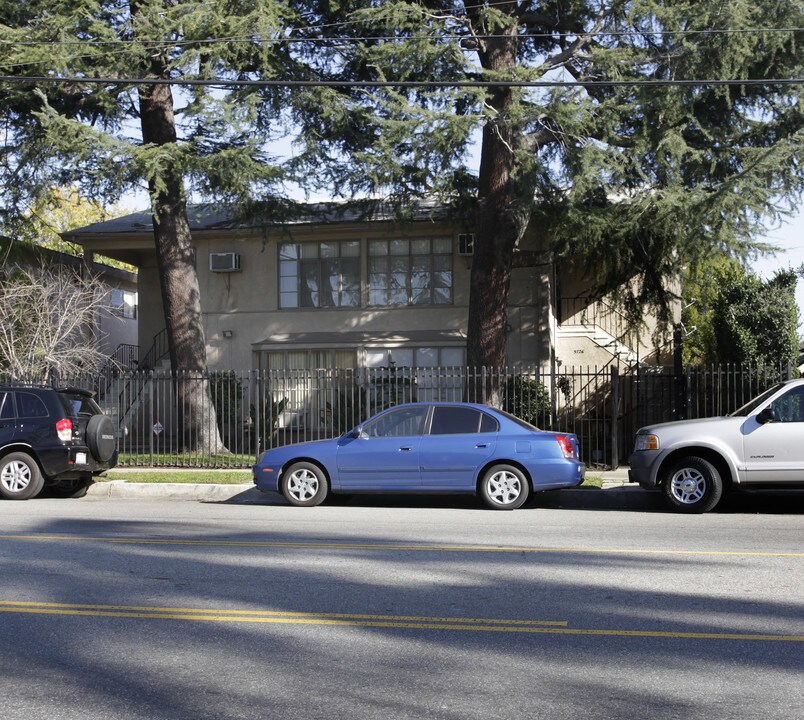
[66,198,457,235]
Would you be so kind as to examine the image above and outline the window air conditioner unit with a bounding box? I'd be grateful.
[458,233,474,256]
[209,252,242,272]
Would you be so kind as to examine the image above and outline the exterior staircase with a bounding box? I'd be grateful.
[557,323,640,365]
[558,297,641,366]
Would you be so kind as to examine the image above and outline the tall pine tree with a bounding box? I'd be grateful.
[290,0,803,402]
[0,0,298,451]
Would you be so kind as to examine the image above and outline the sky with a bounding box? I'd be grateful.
[749,205,804,314]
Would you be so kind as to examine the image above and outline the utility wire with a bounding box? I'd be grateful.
[0,75,800,88]
[0,27,801,46]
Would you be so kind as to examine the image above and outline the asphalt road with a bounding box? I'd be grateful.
[0,489,801,720]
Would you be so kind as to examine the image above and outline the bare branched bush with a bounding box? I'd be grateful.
[0,264,114,380]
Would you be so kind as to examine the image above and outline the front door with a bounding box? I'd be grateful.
[335,405,428,490]
[744,385,804,484]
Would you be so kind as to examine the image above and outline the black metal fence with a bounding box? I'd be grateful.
[22,362,793,469]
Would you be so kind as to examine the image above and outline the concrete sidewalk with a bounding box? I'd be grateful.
[598,466,631,488]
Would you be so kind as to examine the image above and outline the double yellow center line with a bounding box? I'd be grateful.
[1,534,802,557]
[0,601,801,642]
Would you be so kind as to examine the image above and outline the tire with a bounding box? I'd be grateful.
[86,414,116,463]
[0,452,45,500]
[281,462,328,507]
[50,477,92,499]
[479,464,530,510]
[661,456,724,513]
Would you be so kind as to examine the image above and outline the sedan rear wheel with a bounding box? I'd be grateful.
[0,452,45,500]
[480,464,529,510]
[661,456,723,513]
[281,462,328,507]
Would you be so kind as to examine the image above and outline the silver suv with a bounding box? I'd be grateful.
[629,379,804,512]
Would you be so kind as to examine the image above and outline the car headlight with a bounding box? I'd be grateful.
[634,434,660,451]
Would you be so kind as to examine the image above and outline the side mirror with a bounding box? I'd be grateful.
[756,407,777,424]
[346,426,364,439]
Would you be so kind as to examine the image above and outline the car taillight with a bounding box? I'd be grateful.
[56,418,73,442]
[555,435,576,459]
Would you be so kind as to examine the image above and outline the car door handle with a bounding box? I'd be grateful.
[399,447,413,452]
[475,443,489,449]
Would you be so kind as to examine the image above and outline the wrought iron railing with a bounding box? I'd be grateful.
[21,362,790,469]
[560,296,639,353]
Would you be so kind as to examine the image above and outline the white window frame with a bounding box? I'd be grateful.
[279,241,361,309]
[367,237,453,307]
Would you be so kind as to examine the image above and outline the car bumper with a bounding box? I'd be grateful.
[627,451,660,489]
[252,462,281,493]
[38,445,118,480]
[527,459,586,490]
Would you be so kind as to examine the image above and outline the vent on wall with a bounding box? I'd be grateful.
[458,234,474,256]
[209,252,242,272]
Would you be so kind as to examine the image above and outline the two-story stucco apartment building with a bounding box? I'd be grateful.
[65,200,676,377]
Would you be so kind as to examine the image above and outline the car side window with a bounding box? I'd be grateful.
[480,412,499,433]
[430,406,483,435]
[769,386,804,423]
[17,393,49,419]
[363,406,428,438]
[0,392,14,420]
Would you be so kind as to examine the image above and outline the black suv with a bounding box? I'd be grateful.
[0,385,118,500]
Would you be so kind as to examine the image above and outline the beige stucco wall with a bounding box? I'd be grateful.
[555,270,681,369]
[131,221,554,371]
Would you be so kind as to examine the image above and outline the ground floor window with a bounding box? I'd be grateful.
[365,346,465,402]
[253,345,466,431]
[257,349,358,372]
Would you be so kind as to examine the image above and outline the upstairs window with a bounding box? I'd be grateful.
[279,241,360,308]
[368,238,452,306]
[110,289,137,319]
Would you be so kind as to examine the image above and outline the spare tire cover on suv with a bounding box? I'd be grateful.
[86,414,116,463]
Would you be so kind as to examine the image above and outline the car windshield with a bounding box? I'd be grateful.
[730,383,784,417]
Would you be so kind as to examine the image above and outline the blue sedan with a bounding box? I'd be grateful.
[253,402,585,510]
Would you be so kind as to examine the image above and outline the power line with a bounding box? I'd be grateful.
[0,27,801,47]
[0,75,800,88]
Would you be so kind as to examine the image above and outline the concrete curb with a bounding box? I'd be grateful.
[85,467,633,502]
[86,480,263,502]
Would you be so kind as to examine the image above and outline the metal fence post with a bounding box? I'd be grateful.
[148,370,154,467]
[610,365,619,470]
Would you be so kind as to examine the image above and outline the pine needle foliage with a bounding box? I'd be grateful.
[0,1,801,376]
[0,0,297,224]
[288,1,803,367]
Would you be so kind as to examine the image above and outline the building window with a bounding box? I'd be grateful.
[365,346,464,369]
[110,289,137,319]
[279,241,360,309]
[368,238,453,306]
[258,349,358,372]
[255,349,359,431]
[366,347,465,402]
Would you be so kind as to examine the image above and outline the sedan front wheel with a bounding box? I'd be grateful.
[281,462,328,507]
[479,464,529,510]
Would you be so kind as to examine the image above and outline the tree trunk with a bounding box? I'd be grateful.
[134,1,224,454]
[465,14,531,406]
